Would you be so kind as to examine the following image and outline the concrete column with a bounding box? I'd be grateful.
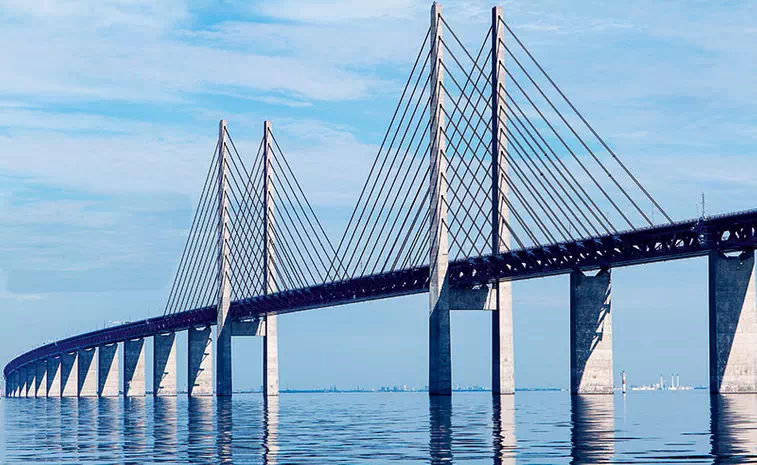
[123,338,146,397]
[216,119,233,397]
[489,6,514,395]
[7,371,16,397]
[263,120,279,397]
[709,250,757,393]
[153,332,177,397]
[570,269,613,394]
[47,357,61,398]
[12,370,20,397]
[188,326,213,396]
[60,352,78,397]
[428,2,451,397]
[78,348,97,397]
[25,365,35,397]
[35,360,48,397]
[98,343,119,397]
[16,367,26,397]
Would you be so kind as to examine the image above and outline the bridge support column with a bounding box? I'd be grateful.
[16,367,25,397]
[123,338,146,397]
[153,333,177,397]
[262,120,279,397]
[98,343,119,397]
[215,119,233,397]
[78,348,97,397]
[188,326,213,396]
[22,366,33,397]
[428,2,451,397]
[47,357,61,398]
[35,360,47,397]
[709,250,757,393]
[12,370,20,397]
[570,269,613,394]
[60,352,78,397]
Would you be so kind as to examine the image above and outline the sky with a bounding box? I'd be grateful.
[1,0,757,391]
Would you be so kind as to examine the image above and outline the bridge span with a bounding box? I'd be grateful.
[6,4,757,398]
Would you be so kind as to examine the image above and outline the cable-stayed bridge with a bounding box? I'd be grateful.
[6,4,757,398]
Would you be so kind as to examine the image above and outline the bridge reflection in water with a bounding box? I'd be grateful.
[4,393,757,462]
[711,394,757,462]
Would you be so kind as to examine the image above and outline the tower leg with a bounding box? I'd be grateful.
[492,281,515,394]
[263,315,279,396]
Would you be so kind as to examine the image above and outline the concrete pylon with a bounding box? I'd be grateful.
[123,338,146,397]
[428,2,451,397]
[78,348,97,397]
[263,120,279,397]
[490,5,514,396]
[25,365,35,397]
[216,119,233,397]
[47,357,61,398]
[188,325,213,396]
[98,343,119,397]
[709,250,757,393]
[570,269,613,394]
[153,332,177,397]
[60,352,78,397]
[17,367,26,398]
[35,360,47,397]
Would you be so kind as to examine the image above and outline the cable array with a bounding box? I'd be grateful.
[164,126,338,316]
[329,12,671,280]
[164,12,673,309]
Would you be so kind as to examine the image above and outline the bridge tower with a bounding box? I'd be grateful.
[216,119,233,396]
[428,1,451,396]
[489,5,515,396]
[262,120,280,397]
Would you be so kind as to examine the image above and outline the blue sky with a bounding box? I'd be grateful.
[1,0,757,390]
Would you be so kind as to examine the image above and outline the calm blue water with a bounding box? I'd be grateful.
[1,391,756,464]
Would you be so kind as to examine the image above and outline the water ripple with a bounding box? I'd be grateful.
[2,391,757,463]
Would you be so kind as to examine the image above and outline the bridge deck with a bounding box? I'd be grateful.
[6,209,757,377]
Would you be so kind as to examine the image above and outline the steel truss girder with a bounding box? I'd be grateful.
[6,209,757,377]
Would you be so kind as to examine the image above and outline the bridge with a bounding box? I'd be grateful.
[5,3,757,399]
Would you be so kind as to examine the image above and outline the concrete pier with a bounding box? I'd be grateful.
[17,367,26,397]
[123,338,146,397]
[188,326,213,396]
[78,348,97,397]
[428,2,451,397]
[60,352,78,397]
[98,343,119,397]
[153,333,177,397]
[709,250,757,393]
[47,357,61,398]
[35,360,47,397]
[25,366,34,397]
[570,269,613,394]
